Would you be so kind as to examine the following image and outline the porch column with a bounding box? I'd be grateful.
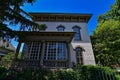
[21,42,26,59]
[66,42,71,68]
[12,41,22,67]
[40,41,45,65]
[14,42,22,60]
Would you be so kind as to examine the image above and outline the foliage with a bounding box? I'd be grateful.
[92,0,120,67]
[0,52,14,68]
[0,66,7,79]
[0,52,21,68]
[48,69,81,80]
[75,65,117,80]
[0,65,119,80]
[0,0,39,41]
[115,74,120,80]
[7,68,49,80]
[98,0,120,21]
[91,20,120,66]
[31,24,47,31]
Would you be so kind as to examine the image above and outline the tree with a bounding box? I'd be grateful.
[98,0,120,21]
[92,0,120,67]
[91,20,120,66]
[0,0,39,41]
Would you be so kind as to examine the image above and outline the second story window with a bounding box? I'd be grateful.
[57,25,65,31]
[72,26,81,41]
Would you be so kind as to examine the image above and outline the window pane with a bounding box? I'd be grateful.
[76,47,83,64]
[57,43,67,60]
[73,27,81,41]
[23,42,42,60]
[44,42,67,60]
[57,26,65,31]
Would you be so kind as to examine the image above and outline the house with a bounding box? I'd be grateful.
[0,38,15,60]
[14,13,96,69]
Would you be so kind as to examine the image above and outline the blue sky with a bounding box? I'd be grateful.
[22,0,115,34]
[12,0,115,48]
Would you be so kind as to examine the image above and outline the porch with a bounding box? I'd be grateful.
[12,31,75,69]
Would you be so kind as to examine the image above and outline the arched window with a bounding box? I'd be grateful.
[57,25,65,31]
[72,26,81,41]
[75,47,83,65]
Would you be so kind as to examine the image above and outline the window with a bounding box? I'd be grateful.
[44,42,67,60]
[57,25,65,31]
[76,47,83,65]
[72,26,81,41]
[23,42,42,60]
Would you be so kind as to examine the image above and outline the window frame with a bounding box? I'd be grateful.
[72,26,81,41]
[57,25,65,32]
[23,42,42,60]
[44,41,67,60]
[75,47,83,65]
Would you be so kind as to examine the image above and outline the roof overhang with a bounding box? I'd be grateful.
[0,53,6,56]
[17,31,75,43]
[0,51,7,56]
[0,48,14,53]
[29,12,92,22]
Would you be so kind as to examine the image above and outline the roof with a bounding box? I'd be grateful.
[29,12,92,22]
[0,52,6,56]
[29,12,92,16]
[0,39,15,53]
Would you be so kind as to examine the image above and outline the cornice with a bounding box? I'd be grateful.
[29,12,92,22]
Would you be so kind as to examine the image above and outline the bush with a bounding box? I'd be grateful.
[48,69,81,80]
[75,65,117,80]
[115,75,120,80]
[0,66,7,80]
[0,65,119,80]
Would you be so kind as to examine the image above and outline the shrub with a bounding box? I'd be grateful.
[0,66,7,80]
[115,74,120,80]
[48,69,81,80]
[0,65,119,80]
[75,65,118,80]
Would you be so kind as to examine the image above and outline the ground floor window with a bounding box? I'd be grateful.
[21,41,68,67]
[76,47,83,65]
[23,42,42,60]
[44,41,67,60]
[23,41,67,61]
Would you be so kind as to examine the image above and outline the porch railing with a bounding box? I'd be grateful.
[13,59,67,69]
[13,59,41,69]
[43,60,67,68]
